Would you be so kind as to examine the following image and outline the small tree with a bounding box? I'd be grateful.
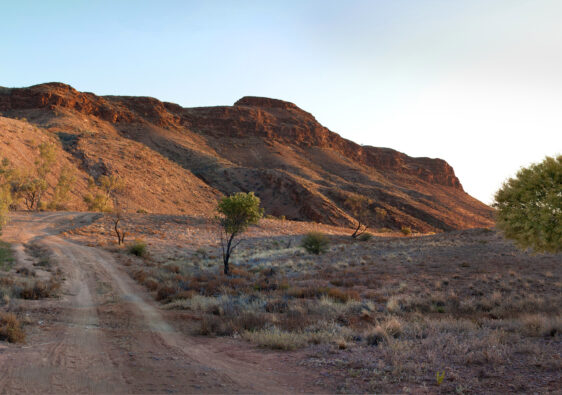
[493,155,561,253]
[345,195,373,238]
[21,177,47,211]
[84,175,124,212]
[0,183,12,235]
[35,143,57,209]
[216,192,263,275]
[111,198,128,245]
[0,159,14,222]
[36,143,56,179]
[48,166,76,210]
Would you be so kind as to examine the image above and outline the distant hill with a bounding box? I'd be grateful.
[0,83,493,231]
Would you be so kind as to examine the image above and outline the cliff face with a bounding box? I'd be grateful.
[0,83,493,231]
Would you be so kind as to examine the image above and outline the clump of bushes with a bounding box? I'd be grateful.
[358,232,373,242]
[0,312,25,343]
[301,232,329,254]
[128,240,147,257]
[17,279,60,299]
[400,226,412,236]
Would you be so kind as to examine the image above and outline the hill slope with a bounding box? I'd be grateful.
[0,83,493,231]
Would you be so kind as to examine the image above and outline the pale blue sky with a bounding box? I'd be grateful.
[1,0,561,203]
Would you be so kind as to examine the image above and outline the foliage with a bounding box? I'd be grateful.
[436,370,445,385]
[493,155,561,253]
[20,177,47,211]
[357,232,373,241]
[48,166,76,210]
[216,192,263,275]
[400,226,412,236]
[128,239,147,257]
[36,142,56,179]
[0,312,25,343]
[301,232,329,254]
[84,175,124,212]
[345,196,386,239]
[345,195,372,238]
[0,158,15,230]
[0,241,14,270]
[0,184,12,235]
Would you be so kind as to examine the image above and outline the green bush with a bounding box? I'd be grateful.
[494,155,561,253]
[357,232,373,241]
[400,226,412,236]
[128,240,147,257]
[301,232,329,254]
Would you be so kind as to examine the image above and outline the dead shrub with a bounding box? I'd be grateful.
[144,278,159,291]
[16,267,35,277]
[0,312,25,343]
[156,285,177,302]
[327,288,361,303]
[233,312,269,332]
[383,317,403,338]
[166,264,180,274]
[133,270,148,283]
[265,299,289,313]
[199,314,234,336]
[365,326,387,346]
[18,280,60,299]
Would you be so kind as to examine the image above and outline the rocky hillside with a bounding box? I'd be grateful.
[0,83,493,231]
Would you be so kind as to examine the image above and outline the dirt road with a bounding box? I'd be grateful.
[0,213,322,394]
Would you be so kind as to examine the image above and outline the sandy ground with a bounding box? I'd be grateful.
[0,212,324,394]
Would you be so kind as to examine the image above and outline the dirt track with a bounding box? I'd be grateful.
[0,213,322,394]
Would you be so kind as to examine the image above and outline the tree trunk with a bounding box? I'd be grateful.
[223,233,235,276]
[223,253,230,275]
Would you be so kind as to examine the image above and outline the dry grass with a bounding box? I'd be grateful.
[71,214,561,393]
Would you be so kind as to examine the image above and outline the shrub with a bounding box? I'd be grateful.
[400,226,412,236]
[357,232,373,241]
[156,285,177,302]
[128,240,147,257]
[17,279,60,299]
[382,317,403,338]
[365,326,387,346]
[242,327,308,350]
[0,312,25,343]
[301,232,329,254]
[327,288,361,303]
[493,155,561,253]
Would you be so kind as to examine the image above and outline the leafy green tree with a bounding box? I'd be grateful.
[21,177,47,211]
[216,192,263,275]
[0,158,14,233]
[84,175,124,212]
[34,143,57,209]
[0,183,12,235]
[493,155,561,253]
[48,166,76,210]
[36,142,56,179]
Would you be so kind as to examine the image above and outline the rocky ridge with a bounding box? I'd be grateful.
[0,83,493,231]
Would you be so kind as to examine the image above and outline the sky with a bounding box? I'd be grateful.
[1,0,561,203]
